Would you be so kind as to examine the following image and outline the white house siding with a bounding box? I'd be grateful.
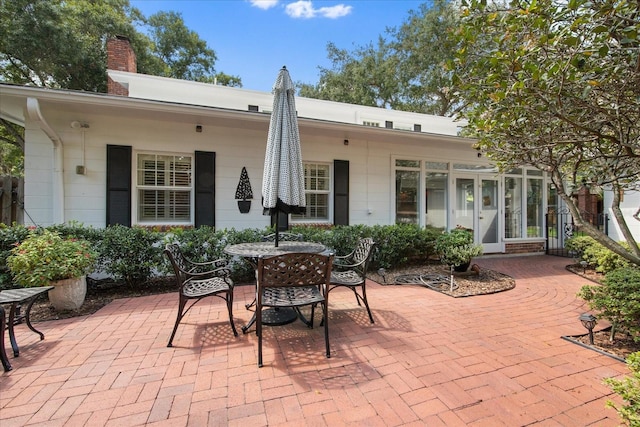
[19,97,477,231]
[604,189,640,242]
[2,80,561,255]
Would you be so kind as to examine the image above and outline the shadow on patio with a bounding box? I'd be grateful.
[0,255,629,426]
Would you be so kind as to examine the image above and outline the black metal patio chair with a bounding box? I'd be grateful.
[255,252,334,367]
[163,244,238,347]
[327,237,377,324]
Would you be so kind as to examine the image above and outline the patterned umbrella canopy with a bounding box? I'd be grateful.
[262,66,306,245]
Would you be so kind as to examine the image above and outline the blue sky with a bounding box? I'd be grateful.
[130,0,426,92]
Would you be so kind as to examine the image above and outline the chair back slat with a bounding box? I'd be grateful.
[258,252,333,288]
[349,238,376,276]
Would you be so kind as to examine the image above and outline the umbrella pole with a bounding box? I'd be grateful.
[275,211,279,247]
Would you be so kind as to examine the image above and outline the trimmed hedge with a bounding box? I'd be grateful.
[0,223,441,289]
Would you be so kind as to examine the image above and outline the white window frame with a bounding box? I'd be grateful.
[291,162,332,223]
[393,157,450,228]
[134,151,193,226]
[503,168,546,240]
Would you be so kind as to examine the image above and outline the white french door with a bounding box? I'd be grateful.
[453,175,503,253]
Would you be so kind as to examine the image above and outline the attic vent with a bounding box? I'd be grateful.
[248,105,259,112]
[385,121,393,129]
[362,121,380,127]
[413,124,422,132]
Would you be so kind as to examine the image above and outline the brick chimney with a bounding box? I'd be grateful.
[107,35,137,96]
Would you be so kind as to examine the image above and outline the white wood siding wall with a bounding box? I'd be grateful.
[22,104,478,231]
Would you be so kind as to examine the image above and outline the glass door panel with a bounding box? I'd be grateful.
[455,176,503,253]
[480,179,501,252]
[455,178,475,231]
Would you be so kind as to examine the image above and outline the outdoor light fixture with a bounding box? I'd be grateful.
[377,268,387,284]
[579,313,597,345]
[196,125,202,133]
[580,260,588,273]
[343,139,349,146]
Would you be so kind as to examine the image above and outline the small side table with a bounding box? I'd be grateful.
[0,286,54,371]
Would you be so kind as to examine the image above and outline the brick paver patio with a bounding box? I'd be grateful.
[0,255,630,426]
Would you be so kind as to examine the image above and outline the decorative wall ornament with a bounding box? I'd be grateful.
[235,167,253,213]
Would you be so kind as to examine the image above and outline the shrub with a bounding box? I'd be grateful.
[97,225,162,286]
[291,224,440,269]
[434,228,484,268]
[578,267,640,342]
[604,351,640,427]
[163,226,260,282]
[565,235,597,258]
[6,229,97,287]
[0,223,31,289]
[566,235,631,274]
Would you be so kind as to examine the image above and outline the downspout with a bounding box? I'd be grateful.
[26,97,65,224]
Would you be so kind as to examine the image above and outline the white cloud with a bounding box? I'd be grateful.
[249,0,279,10]
[285,1,352,19]
[317,4,352,18]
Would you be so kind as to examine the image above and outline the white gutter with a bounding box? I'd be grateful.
[26,97,65,224]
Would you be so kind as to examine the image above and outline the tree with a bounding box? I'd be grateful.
[299,40,402,108]
[142,11,242,84]
[391,0,463,116]
[453,0,640,266]
[0,0,140,91]
[0,120,24,176]
[0,0,241,173]
[299,0,462,116]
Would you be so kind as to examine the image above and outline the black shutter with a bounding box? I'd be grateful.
[106,145,131,226]
[334,160,349,225]
[194,151,215,227]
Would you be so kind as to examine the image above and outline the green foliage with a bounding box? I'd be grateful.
[6,229,97,287]
[0,224,31,288]
[0,223,447,288]
[578,267,640,342]
[567,235,632,273]
[161,226,257,281]
[47,221,102,245]
[583,242,632,274]
[434,228,484,267]
[293,223,440,269]
[299,0,461,116]
[0,119,24,176]
[454,0,640,266]
[604,351,640,427]
[566,235,597,257]
[143,10,232,82]
[97,225,162,287]
[0,0,240,91]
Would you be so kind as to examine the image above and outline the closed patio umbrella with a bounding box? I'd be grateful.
[262,66,306,246]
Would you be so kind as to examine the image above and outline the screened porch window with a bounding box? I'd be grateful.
[137,153,192,223]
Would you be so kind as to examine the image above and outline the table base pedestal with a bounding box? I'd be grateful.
[242,307,298,333]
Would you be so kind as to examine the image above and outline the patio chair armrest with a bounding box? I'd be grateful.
[189,258,229,270]
[184,265,232,281]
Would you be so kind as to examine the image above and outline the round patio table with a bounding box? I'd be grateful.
[224,241,327,332]
[224,241,327,259]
